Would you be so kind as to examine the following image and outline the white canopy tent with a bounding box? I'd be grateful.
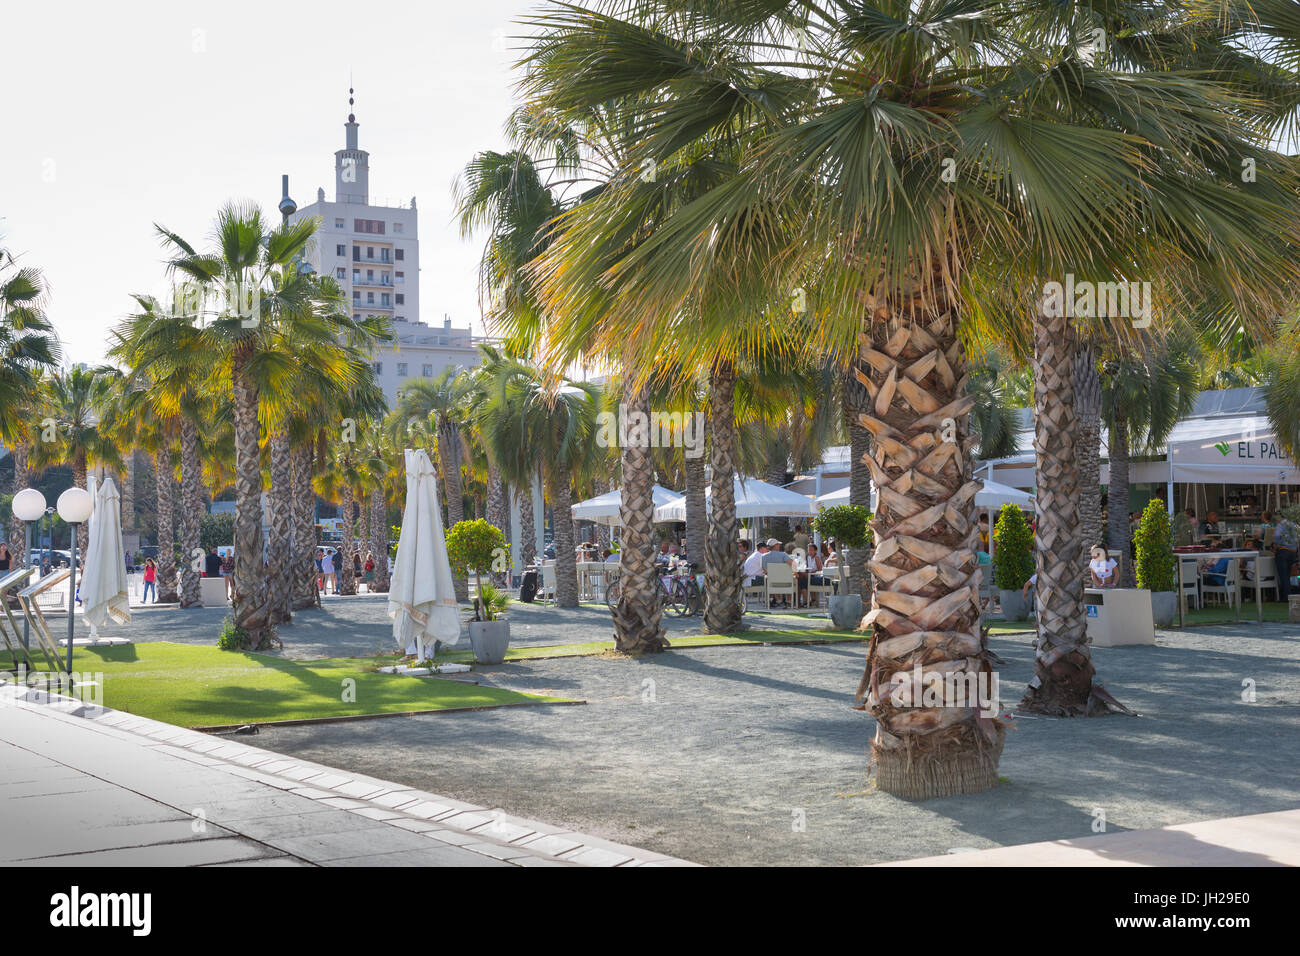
[389,448,462,659]
[82,476,131,636]
[572,484,684,526]
[813,477,1034,511]
[653,476,814,522]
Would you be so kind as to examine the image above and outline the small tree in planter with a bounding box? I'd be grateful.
[812,505,873,629]
[992,504,1034,620]
[445,519,512,663]
[1134,499,1176,626]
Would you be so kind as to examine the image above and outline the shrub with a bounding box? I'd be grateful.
[446,519,509,621]
[1134,499,1176,593]
[217,616,250,651]
[992,504,1034,590]
[812,505,873,548]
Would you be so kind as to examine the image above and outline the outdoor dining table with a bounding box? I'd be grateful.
[1175,549,1261,626]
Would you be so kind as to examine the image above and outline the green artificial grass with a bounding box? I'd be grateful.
[0,642,568,728]
[1172,601,1293,627]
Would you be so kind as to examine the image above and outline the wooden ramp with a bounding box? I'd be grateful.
[877,809,1300,866]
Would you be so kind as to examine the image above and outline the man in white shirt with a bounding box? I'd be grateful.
[320,548,336,595]
[743,541,769,582]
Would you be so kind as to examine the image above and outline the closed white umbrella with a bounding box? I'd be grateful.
[654,476,814,522]
[82,476,131,632]
[572,484,684,526]
[389,448,461,659]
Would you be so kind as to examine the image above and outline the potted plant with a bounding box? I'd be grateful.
[445,519,512,664]
[812,504,873,629]
[1135,499,1176,627]
[992,504,1034,621]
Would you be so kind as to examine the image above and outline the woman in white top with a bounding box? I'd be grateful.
[1089,545,1118,588]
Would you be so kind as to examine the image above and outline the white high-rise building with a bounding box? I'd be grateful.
[290,94,480,405]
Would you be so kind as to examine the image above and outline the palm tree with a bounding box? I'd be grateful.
[516,0,1300,795]
[31,366,123,557]
[0,243,61,558]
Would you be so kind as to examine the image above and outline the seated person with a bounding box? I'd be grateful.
[602,548,618,563]
[1200,556,1232,587]
[761,539,794,607]
[1199,510,1221,542]
[1089,546,1118,588]
[742,541,768,583]
[1021,572,1037,604]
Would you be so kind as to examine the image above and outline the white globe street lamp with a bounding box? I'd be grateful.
[11,488,47,651]
[56,486,94,672]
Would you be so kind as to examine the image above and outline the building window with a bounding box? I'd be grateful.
[366,292,374,304]
[352,247,360,262]
[381,294,391,307]
[367,247,374,259]
[366,269,374,281]
[395,294,404,305]
[394,248,405,261]
[336,267,345,279]
[353,218,386,234]
[352,291,360,301]
[393,223,403,233]
[397,363,408,377]
[395,271,404,283]
[335,218,344,228]
[422,364,432,377]
[373,362,383,374]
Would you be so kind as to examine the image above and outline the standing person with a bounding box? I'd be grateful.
[0,543,11,575]
[363,551,376,592]
[220,551,234,599]
[203,546,222,578]
[353,550,362,582]
[142,558,157,603]
[1272,512,1298,603]
[791,524,811,555]
[320,548,336,595]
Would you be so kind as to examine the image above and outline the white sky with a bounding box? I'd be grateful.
[1,0,538,367]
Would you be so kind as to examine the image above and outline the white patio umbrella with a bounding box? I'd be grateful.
[572,484,684,526]
[82,476,131,634]
[389,448,461,659]
[813,478,1033,511]
[654,476,814,522]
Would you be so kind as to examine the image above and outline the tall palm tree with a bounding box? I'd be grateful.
[31,366,123,557]
[516,0,1300,795]
[0,243,61,558]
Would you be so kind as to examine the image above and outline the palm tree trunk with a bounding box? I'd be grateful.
[8,441,29,561]
[231,348,271,647]
[1106,418,1135,587]
[486,465,506,536]
[358,485,371,583]
[1075,343,1104,554]
[72,455,89,559]
[291,445,318,610]
[613,377,669,652]
[338,481,356,595]
[369,488,389,592]
[178,420,202,608]
[704,361,744,634]
[1020,302,1125,717]
[439,420,468,601]
[517,486,536,568]
[855,268,1004,799]
[846,396,874,602]
[551,467,579,607]
[154,447,179,604]
[268,432,293,625]
[684,434,707,566]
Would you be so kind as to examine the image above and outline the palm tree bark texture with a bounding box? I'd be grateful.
[852,268,1005,799]
[844,363,874,602]
[7,442,29,564]
[292,445,318,610]
[338,482,356,596]
[178,420,202,609]
[438,418,469,602]
[1020,302,1129,717]
[550,469,579,607]
[703,361,744,634]
[231,348,273,647]
[369,488,390,592]
[1074,342,1104,555]
[613,378,669,653]
[268,432,293,624]
[153,448,179,604]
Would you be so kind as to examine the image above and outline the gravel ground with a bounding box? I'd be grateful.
[79,593,827,660]
[250,622,1300,865]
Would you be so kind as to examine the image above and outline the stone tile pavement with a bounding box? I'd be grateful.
[0,681,696,867]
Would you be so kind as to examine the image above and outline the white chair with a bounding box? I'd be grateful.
[538,563,557,604]
[978,563,993,608]
[1200,559,1239,608]
[765,562,797,608]
[743,576,767,609]
[1248,554,1276,602]
[1179,557,1201,611]
[807,573,834,608]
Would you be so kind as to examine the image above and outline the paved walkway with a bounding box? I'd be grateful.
[0,682,694,867]
[879,809,1300,866]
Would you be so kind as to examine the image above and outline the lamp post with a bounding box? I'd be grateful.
[11,488,47,650]
[56,487,93,673]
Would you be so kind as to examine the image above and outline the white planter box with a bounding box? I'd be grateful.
[199,576,229,607]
